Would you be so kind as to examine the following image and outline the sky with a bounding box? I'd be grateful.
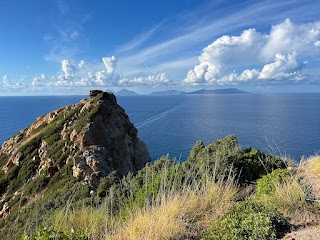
[1,0,320,95]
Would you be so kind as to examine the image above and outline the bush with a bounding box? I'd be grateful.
[202,200,289,240]
[96,171,118,198]
[237,148,287,183]
[186,135,242,179]
[186,135,287,183]
[256,169,291,197]
[0,154,9,169]
[255,168,318,217]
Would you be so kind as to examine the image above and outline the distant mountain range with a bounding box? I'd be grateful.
[187,88,249,95]
[116,89,140,96]
[150,88,249,96]
[115,88,249,96]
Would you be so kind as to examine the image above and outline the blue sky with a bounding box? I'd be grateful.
[1,0,320,95]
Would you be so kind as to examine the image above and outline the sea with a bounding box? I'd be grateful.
[0,94,319,162]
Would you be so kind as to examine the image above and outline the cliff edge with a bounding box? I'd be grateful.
[0,90,150,223]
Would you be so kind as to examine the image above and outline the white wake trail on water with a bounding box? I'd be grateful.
[135,105,182,128]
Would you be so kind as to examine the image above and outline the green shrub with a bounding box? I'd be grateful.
[96,171,118,198]
[186,136,287,183]
[0,176,8,195]
[22,141,40,158]
[237,148,287,183]
[256,169,291,198]
[202,200,289,240]
[255,168,316,215]
[186,135,242,179]
[24,174,49,195]
[73,105,99,133]
[0,154,9,169]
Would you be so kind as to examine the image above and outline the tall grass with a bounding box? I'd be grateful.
[20,136,303,239]
[47,156,238,240]
[300,156,320,177]
[110,179,237,240]
[256,155,320,225]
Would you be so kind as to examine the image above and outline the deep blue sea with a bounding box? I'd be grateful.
[1,94,319,162]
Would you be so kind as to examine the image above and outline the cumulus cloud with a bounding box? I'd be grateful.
[32,73,46,86]
[119,73,171,86]
[102,56,117,75]
[46,55,173,88]
[261,19,320,60]
[2,75,25,88]
[49,56,119,87]
[3,75,9,87]
[61,59,76,80]
[184,19,320,85]
[259,52,305,80]
[78,60,85,68]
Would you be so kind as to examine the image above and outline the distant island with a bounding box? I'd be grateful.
[116,88,249,96]
[186,88,249,95]
[115,89,140,96]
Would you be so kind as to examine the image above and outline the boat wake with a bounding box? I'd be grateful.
[135,105,182,128]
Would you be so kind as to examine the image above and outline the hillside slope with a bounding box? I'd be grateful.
[0,90,150,238]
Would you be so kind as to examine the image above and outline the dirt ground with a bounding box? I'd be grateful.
[282,225,320,240]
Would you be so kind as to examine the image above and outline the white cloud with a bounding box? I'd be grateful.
[184,19,320,85]
[61,59,76,80]
[119,73,171,86]
[118,0,320,79]
[261,19,320,60]
[102,56,117,75]
[315,41,320,47]
[259,52,305,80]
[200,28,265,66]
[32,73,46,86]
[47,55,172,88]
[239,69,260,81]
[3,75,9,87]
[183,28,265,84]
[78,60,85,68]
[2,75,25,89]
[116,23,162,54]
[50,57,116,87]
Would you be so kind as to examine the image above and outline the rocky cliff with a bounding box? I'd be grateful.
[0,90,150,224]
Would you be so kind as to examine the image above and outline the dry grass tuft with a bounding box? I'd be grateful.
[299,155,320,200]
[259,155,320,226]
[110,197,185,240]
[300,156,320,177]
[46,158,239,240]
[50,205,116,239]
[109,180,238,240]
[272,178,320,225]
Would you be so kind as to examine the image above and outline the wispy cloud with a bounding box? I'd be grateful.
[115,22,163,54]
[44,1,91,62]
[118,0,320,80]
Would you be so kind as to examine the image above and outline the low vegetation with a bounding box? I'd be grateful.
[202,200,289,240]
[1,135,319,239]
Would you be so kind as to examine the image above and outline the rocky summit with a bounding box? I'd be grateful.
[0,90,150,230]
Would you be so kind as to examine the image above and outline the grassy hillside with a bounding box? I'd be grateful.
[12,135,319,240]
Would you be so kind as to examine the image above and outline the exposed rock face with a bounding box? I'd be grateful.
[0,90,150,188]
[70,91,150,184]
[0,203,10,219]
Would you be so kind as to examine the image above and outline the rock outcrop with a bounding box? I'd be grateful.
[0,90,150,198]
